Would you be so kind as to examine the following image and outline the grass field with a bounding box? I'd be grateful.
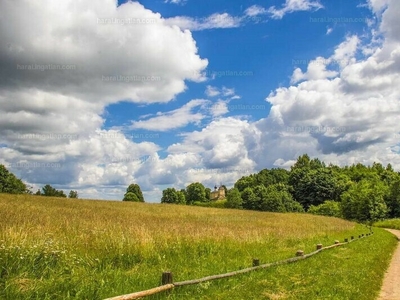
[0,193,397,299]
[374,218,400,230]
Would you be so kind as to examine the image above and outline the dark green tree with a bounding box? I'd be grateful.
[41,184,66,197]
[255,169,274,187]
[161,188,178,204]
[342,163,380,183]
[261,183,304,213]
[0,164,26,194]
[386,179,400,218]
[205,188,211,201]
[252,185,268,211]
[186,182,207,204]
[180,188,187,202]
[255,168,290,187]
[234,175,257,192]
[123,183,144,202]
[161,187,185,204]
[68,190,78,198]
[241,187,258,210]
[269,168,290,185]
[341,180,388,222]
[260,185,285,212]
[176,190,186,204]
[290,167,341,209]
[292,154,311,169]
[123,192,140,202]
[225,188,243,209]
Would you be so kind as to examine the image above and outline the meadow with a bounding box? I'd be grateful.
[0,193,397,299]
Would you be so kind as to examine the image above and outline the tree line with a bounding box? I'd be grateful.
[0,164,78,198]
[159,154,400,222]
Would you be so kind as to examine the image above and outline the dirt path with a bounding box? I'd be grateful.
[378,229,400,300]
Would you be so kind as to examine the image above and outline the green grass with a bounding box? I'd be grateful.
[374,218,400,230]
[150,230,397,299]
[0,193,397,299]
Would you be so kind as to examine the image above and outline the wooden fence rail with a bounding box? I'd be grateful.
[104,232,373,300]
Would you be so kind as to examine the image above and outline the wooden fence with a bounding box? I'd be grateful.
[104,232,373,300]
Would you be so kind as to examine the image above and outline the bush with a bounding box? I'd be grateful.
[210,200,227,208]
[308,200,342,218]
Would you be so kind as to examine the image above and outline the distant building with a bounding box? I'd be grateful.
[210,185,226,200]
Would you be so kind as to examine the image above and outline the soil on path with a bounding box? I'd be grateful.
[378,229,400,300]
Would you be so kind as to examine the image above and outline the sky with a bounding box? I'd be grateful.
[1,0,400,202]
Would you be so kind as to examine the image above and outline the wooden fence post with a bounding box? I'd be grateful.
[253,259,260,267]
[316,244,323,250]
[334,240,340,244]
[296,250,304,257]
[344,238,348,243]
[162,272,173,285]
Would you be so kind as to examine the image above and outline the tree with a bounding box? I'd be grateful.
[176,190,186,204]
[161,188,185,204]
[260,183,304,213]
[205,188,211,201]
[260,185,285,212]
[40,184,67,197]
[186,182,207,204]
[123,192,140,202]
[252,185,268,211]
[241,187,258,210]
[269,168,290,185]
[341,180,388,222]
[255,169,275,187]
[161,188,177,204]
[68,190,78,198]
[180,188,187,203]
[41,184,56,196]
[342,163,380,183]
[225,188,243,209]
[234,175,257,192]
[291,154,311,169]
[0,164,26,194]
[289,167,342,209]
[123,183,144,202]
[386,179,400,218]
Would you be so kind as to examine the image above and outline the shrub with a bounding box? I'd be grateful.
[308,200,342,218]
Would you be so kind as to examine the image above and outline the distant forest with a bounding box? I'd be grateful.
[160,154,400,223]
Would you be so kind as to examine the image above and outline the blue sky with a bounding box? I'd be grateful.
[1,0,399,202]
[106,0,373,156]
